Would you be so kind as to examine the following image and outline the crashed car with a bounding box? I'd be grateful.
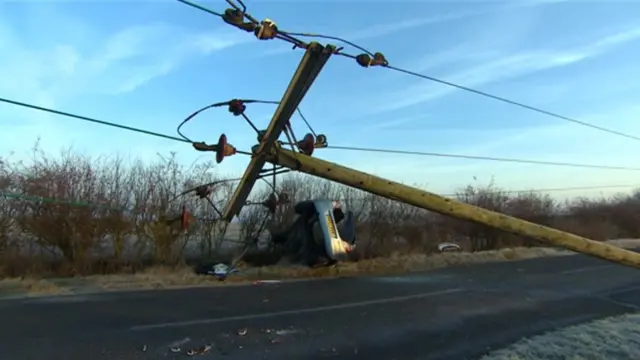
[195,198,358,278]
[269,199,358,267]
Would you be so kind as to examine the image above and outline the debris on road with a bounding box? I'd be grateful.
[166,337,191,354]
[186,344,212,356]
[237,328,248,336]
[319,347,339,356]
[275,327,298,335]
[252,280,282,285]
[261,326,299,336]
[264,326,301,344]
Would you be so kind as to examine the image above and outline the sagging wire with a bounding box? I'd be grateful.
[2,96,632,173]
[177,98,321,158]
[284,29,640,142]
[0,95,308,245]
[176,0,380,65]
[177,0,640,143]
[295,107,316,137]
[171,167,291,246]
[326,145,640,171]
[176,99,279,143]
[281,31,375,58]
[167,172,284,278]
[0,190,212,237]
[171,172,286,215]
[380,65,640,142]
[177,0,305,48]
[171,180,230,218]
[271,32,640,142]
[0,97,189,144]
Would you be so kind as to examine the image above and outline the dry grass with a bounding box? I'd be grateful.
[481,313,640,360]
[72,247,567,291]
[251,239,640,281]
[0,277,68,296]
[2,143,640,294]
[44,239,636,294]
[603,238,640,248]
[337,246,566,274]
[87,266,231,291]
[0,246,564,295]
[0,240,637,297]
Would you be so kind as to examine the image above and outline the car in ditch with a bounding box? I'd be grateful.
[269,198,358,267]
[194,198,359,279]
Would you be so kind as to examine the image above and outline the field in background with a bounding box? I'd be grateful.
[1,144,640,280]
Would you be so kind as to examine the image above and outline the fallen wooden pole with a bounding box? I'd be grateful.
[222,41,334,221]
[266,147,640,268]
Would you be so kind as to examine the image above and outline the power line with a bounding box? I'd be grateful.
[177,0,223,17]
[175,0,640,143]
[346,184,640,200]
[175,99,280,142]
[326,145,640,171]
[1,191,136,213]
[1,97,638,172]
[287,36,640,143]
[383,65,640,142]
[443,184,639,196]
[0,191,219,222]
[0,97,189,144]
[3,185,637,213]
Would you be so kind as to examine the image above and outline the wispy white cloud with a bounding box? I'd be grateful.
[344,10,488,42]
[259,0,566,59]
[0,7,248,156]
[367,114,431,131]
[92,24,248,94]
[370,24,640,114]
[337,102,640,194]
[0,20,246,100]
[258,6,508,58]
[63,22,248,96]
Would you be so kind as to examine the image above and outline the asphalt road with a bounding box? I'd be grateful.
[1,253,639,360]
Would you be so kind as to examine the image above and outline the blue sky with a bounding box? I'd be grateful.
[1,0,639,200]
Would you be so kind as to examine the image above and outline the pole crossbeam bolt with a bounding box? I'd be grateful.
[255,19,278,40]
[191,134,237,163]
[315,134,328,148]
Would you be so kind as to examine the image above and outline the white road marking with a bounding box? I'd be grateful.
[561,264,615,275]
[130,288,462,331]
[596,295,640,311]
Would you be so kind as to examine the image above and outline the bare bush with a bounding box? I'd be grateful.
[1,143,639,278]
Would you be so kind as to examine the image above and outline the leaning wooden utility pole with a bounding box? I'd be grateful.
[220,41,640,268]
[264,148,640,267]
[221,42,334,221]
